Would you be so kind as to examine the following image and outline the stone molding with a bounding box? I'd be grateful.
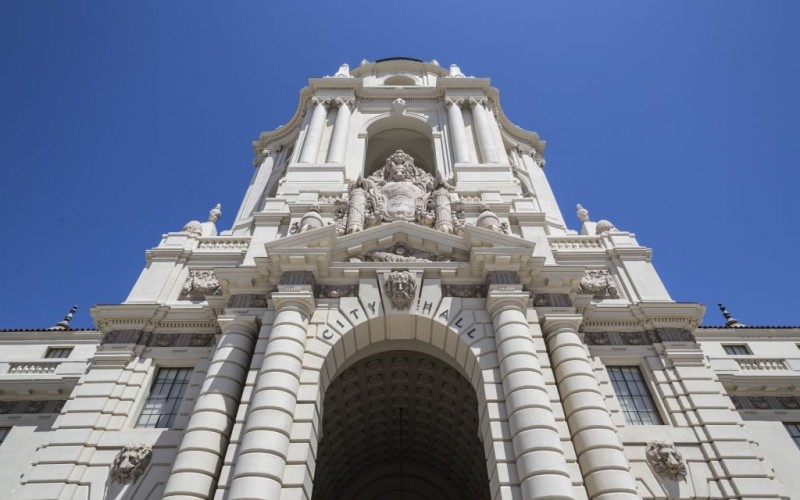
[732,395,800,410]
[0,399,66,414]
[645,441,687,481]
[582,328,695,346]
[100,330,216,347]
[110,443,153,484]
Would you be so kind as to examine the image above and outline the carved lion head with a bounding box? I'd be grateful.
[110,443,152,484]
[384,150,417,182]
[646,440,687,481]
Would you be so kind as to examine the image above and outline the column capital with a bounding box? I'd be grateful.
[486,290,529,317]
[272,290,316,318]
[468,96,488,108]
[444,96,464,107]
[217,314,260,335]
[311,96,331,108]
[334,97,354,109]
[540,313,583,336]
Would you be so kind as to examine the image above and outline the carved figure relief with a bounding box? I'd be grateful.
[578,269,620,298]
[384,271,417,309]
[350,242,454,263]
[645,441,687,481]
[180,270,222,300]
[345,150,454,234]
[110,443,153,484]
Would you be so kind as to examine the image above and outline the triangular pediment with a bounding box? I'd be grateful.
[260,221,541,282]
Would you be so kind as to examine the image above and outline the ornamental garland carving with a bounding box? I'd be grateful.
[110,443,152,484]
[384,271,417,309]
[315,284,358,298]
[343,150,456,235]
[180,270,222,300]
[578,269,619,298]
[350,242,455,263]
[441,284,486,298]
[645,440,687,481]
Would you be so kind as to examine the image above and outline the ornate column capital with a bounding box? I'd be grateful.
[311,96,331,108]
[444,97,464,107]
[468,96,488,108]
[334,97,355,109]
[486,289,529,317]
[271,291,316,319]
[540,313,583,336]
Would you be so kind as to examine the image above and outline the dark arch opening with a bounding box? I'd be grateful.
[363,116,436,177]
[312,350,491,500]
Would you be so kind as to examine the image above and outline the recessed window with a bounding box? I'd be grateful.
[136,368,191,429]
[608,366,663,425]
[723,344,751,355]
[786,423,800,448]
[0,427,10,446]
[383,75,416,86]
[45,347,73,359]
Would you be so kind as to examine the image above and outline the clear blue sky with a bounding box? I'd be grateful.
[1,2,797,329]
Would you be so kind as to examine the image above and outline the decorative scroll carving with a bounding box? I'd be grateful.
[442,284,486,298]
[0,400,65,414]
[110,443,153,484]
[228,293,271,308]
[476,203,509,234]
[344,150,454,234]
[315,284,358,298]
[180,270,222,300]
[646,441,687,481]
[578,269,619,298]
[384,271,417,309]
[350,242,454,263]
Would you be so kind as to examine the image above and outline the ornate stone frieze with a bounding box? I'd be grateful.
[101,331,216,348]
[732,395,800,410]
[227,293,271,308]
[350,242,455,263]
[578,269,620,298]
[583,332,610,345]
[110,443,153,484]
[180,270,222,300]
[441,284,486,298]
[0,400,66,414]
[343,150,455,234]
[315,284,358,298]
[582,328,695,346]
[384,271,417,309]
[645,441,687,481]
[532,293,573,307]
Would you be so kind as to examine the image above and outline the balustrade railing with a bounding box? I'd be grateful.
[7,361,60,375]
[549,236,603,251]
[735,358,789,371]
[196,237,251,251]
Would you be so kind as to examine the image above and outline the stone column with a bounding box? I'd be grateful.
[469,96,499,163]
[162,316,259,500]
[326,97,353,164]
[235,146,279,223]
[486,285,575,500]
[542,315,639,500]
[445,97,470,163]
[298,97,330,163]
[227,285,316,500]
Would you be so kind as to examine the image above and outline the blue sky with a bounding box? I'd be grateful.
[1,2,797,329]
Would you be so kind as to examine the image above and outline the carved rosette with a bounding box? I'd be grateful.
[110,443,153,484]
[645,441,687,481]
[384,271,417,309]
[578,269,619,298]
[180,270,222,300]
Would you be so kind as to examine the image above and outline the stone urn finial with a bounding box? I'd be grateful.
[576,204,589,222]
[208,203,222,223]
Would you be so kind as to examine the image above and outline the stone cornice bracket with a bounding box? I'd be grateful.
[540,313,584,337]
[334,97,355,109]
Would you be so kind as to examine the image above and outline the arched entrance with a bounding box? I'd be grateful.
[312,350,490,500]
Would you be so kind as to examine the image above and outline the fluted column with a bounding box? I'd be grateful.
[445,97,470,163]
[487,290,575,500]
[542,315,639,500]
[326,97,353,163]
[298,97,330,163]
[469,96,499,163]
[163,316,259,499]
[227,289,316,500]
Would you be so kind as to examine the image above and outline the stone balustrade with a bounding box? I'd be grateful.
[736,358,789,371]
[7,361,60,375]
[196,237,251,251]
[549,236,603,251]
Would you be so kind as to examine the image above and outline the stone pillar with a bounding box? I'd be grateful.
[469,96,499,163]
[298,97,330,164]
[226,285,316,500]
[445,97,470,163]
[542,315,639,500]
[486,285,575,500]
[162,316,259,499]
[326,97,353,164]
[235,146,279,223]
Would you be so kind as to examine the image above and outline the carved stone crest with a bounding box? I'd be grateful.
[110,443,152,484]
[345,150,454,234]
[646,440,687,481]
[578,269,619,298]
[384,271,417,309]
[180,270,222,300]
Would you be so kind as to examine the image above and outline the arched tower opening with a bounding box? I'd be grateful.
[363,116,435,177]
[312,349,490,500]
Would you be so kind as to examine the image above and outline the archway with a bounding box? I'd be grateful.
[363,116,436,176]
[312,350,491,500]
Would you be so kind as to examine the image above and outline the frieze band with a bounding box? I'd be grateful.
[100,330,217,347]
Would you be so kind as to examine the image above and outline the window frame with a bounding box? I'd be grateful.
[607,365,665,426]
[0,427,10,446]
[135,367,193,429]
[786,423,800,449]
[44,347,73,359]
[723,344,752,356]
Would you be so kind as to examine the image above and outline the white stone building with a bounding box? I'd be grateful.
[2,58,799,499]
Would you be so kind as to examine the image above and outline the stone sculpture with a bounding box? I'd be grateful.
[344,150,454,234]
[384,271,417,309]
[578,269,620,298]
[645,440,687,481]
[110,443,153,484]
[476,203,509,234]
[350,242,453,263]
[180,270,222,300]
[595,219,618,235]
[291,203,324,234]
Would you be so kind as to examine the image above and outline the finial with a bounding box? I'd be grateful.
[431,59,440,66]
[50,305,77,331]
[718,303,745,328]
[208,203,222,223]
[449,64,465,78]
[576,204,589,222]
[360,59,369,66]
[334,63,351,77]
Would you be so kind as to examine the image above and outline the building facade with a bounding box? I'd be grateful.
[3,59,799,499]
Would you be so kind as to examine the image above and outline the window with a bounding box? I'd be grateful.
[608,366,663,425]
[0,427,9,445]
[45,347,72,359]
[787,423,800,449]
[723,344,751,355]
[136,368,191,428]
